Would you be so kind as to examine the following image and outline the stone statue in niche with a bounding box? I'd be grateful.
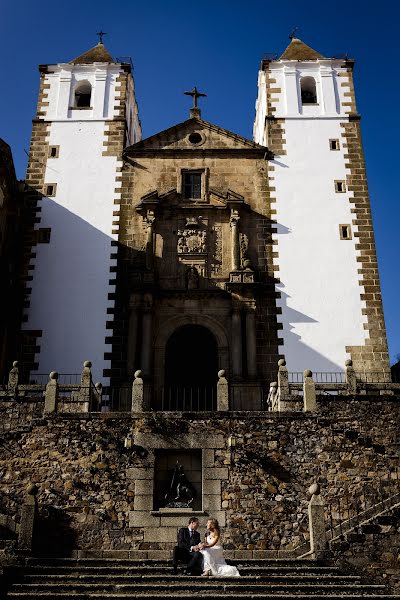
[240,233,249,267]
[240,232,255,270]
[186,266,199,290]
[164,462,197,508]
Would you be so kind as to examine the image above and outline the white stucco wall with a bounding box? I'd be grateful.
[24,120,119,382]
[23,63,141,383]
[254,60,367,371]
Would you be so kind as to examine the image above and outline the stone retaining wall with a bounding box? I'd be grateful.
[0,397,398,563]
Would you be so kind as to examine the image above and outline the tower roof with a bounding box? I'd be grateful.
[280,38,325,60]
[70,42,114,64]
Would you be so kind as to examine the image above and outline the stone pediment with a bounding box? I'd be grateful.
[136,187,246,213]
[125,118,271,155]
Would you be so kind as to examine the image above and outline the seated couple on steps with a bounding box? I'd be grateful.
[172,516,240,577]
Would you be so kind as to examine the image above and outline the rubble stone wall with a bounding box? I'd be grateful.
[0,397,398,568]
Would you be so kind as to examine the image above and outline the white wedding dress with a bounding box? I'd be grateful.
[200,534,240,577]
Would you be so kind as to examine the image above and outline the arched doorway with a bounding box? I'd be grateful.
[158,324,218,410]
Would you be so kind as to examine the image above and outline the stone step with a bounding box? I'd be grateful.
[10,565,344,576]
[5,558,399,599]
[10,582,388,593]
[17,574,363,584]
[6,593,400,599]
[24,558,327,567]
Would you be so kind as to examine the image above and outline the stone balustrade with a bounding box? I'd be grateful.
[268,358,397,413]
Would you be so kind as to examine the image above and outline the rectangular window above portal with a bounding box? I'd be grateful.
[179,169,208,201]
[184,172,201,199]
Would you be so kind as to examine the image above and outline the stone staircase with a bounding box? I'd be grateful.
[3,558,400,599]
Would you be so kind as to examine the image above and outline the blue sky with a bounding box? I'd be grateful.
[1,0,399,362]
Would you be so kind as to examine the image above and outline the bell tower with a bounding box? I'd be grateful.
[21,40,141,382]
[253,37,389,373]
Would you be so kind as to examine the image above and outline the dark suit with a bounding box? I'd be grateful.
[172,527,203,574]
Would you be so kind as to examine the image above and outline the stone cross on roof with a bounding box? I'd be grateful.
[96,30,107,44]
[184,86,207,108]
[184,86,207,119]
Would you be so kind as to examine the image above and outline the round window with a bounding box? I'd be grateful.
[188,132,203,145]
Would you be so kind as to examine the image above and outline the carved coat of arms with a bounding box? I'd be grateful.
[177,229,207,254]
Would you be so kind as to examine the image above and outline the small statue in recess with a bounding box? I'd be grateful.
[186,266,199,290]
[164,462,197,508]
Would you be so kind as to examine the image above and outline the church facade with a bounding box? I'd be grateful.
[19,37,389,398]
[1,38,399,590]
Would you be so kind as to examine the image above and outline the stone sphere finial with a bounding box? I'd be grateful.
[270,381,277,388]
[49,371,58,381]
[26,483,39,496]
[134,370,143,379]
[308,482,320,497]
[83,360,92,368]
[345,359,353,367]
[303,369,312,378]
[12,361,19,368]
[278,359,286,367]
[95,382,102,390]
[218,370,226,379]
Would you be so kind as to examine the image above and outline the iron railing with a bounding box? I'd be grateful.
[115,56,134,69]
[152,387,217,412]
[100,386,132,412]
[326,467,400,542]
[28,373,81,385]
[288,372,346,384]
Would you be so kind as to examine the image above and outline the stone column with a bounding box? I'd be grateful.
[303,369,317,412]
[79,360,92,411]
[231,307,242,379]
[44,371,59,414]
[345,359,357,395]
[8,361,19,394]
[94,382,103,411]
[145,211,155,271]
[132,370,144,412]
[127,294,140,377]
[230,209,240,271]
[217,370,229,411]
[308,483,327,559]
[246,307,257,379]
[141,293,153,377]
[18,484,38,551]
[277,358,291,411]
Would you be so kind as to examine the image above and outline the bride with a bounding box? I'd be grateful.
[199,518,240,577]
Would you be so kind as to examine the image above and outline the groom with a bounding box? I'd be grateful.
[172,517,204,575]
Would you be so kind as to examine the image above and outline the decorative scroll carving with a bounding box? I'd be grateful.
[211,225,222,277]
[240,233,249,268]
